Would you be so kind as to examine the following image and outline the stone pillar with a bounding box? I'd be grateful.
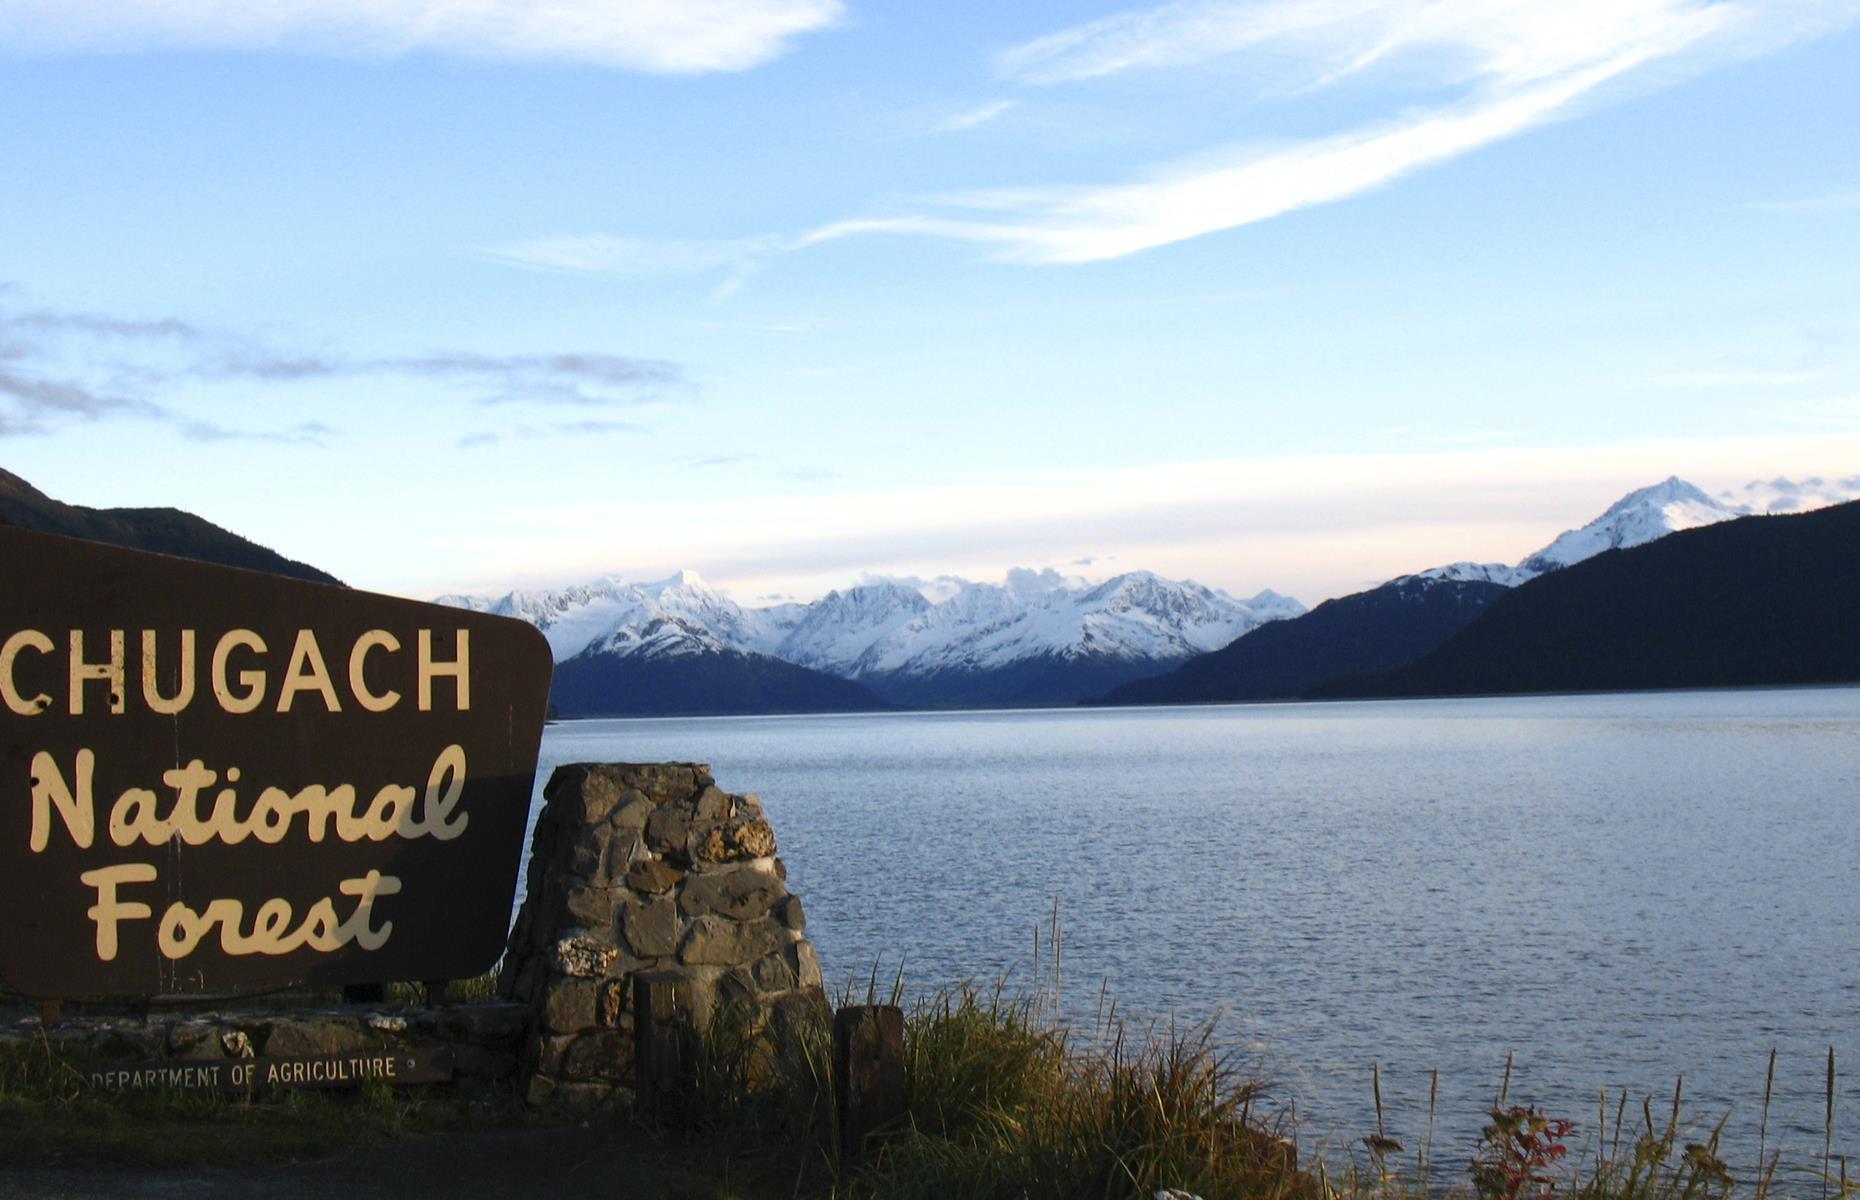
[499,762,826,1110]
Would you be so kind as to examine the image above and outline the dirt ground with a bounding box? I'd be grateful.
[0,1123,727,1200]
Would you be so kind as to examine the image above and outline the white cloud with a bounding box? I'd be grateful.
[996,0,1745,88]
[806,0,1856,263]
[471,0,1857,276]
[936,99,1019,133]
[480,233,787,275]
[0,0,843,72]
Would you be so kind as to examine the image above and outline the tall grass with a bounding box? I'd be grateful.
[662,970,1853,1200]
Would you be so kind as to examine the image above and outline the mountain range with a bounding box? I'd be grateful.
[439,567,1304,715]
[1103,474,1860,706]
[1309,497,1860,698]
[7,461,1853,715]
[440,472,1858,715]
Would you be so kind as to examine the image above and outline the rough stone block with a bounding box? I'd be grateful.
[626,858,683,895]
[625,763,705,796]
[532,1032,577,1076]
[612,794,655,829]
[622,897,682,958]
[670,965,725,1032]
[561,883,623,928]
[680,861,784,921]
[165,1021,223,1058]
[569,824,647,885]
[748,951,797,994]
[645,805,693,857]
[91,1025,164,1060]
[694,785,732,820]
[788,940,824,990]
[679,914,787,966]
[552,936,618,978]
[575,768,625,825]
[690,816,777,865]
[775,894,806,932]
[543,979,600,1033]
[263,1018,373,1059]
[562,1030,632,1081]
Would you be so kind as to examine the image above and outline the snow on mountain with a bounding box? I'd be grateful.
[436,569,761,662]
[1405,561,1539,587]
[1516,476,1743,575]
[775,570,1302,679]
[771,580,933,674]
[440,566,1304,685]
[583,614,729,661]
[1402,473,1858,588]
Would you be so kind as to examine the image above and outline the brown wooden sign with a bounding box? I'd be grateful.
[0,526,553,997]
[85,1046,456,1093]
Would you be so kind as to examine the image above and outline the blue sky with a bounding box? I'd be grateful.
[2,0,1857,604]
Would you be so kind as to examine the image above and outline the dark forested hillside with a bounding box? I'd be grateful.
[549,644,888,717]
[1093,577,1507,705]
[1311,500,1860,698]
[0,467,341,585]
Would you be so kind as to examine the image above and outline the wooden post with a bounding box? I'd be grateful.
[834,1004,905,1160]
[37,999,62,1027]
[423,980,448,1007]
[633,970,691,1108]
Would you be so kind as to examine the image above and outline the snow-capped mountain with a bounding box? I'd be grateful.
[439,566,1304,708]
[770,568,1298,681]
[1517,476,1741,575]
[1405,561,1538,588]
[771,579,933,674]
[437,569,771,662]
[1403,474,1860,587]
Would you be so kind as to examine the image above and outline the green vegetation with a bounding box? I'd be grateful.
[646,977,1853,1200]
[3,975,1852,1199]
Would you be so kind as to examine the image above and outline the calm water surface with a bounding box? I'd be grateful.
[530,689,1860,1169]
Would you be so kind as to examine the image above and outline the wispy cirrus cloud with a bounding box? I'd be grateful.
[831,0,1857,263]
[481,234,788,276]
[480,233,788,302]
[0,0,843,73]
[933,98,1019,133]
[0,290,685,440]
[505,2,1855,275]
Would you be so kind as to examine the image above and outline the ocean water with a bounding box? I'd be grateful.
[527,688,1860,1171]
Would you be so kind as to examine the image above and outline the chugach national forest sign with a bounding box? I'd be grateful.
[0,526,553,997]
